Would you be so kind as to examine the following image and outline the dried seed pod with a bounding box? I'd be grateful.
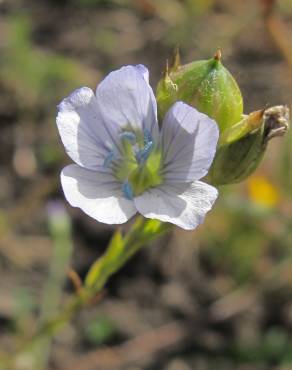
[207,106,290,185]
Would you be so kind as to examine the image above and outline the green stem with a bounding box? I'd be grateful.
[0,216,169,369]
[85,216,168,289]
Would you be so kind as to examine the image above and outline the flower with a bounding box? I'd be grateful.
[56,65,219,230]
[247,175,280,209]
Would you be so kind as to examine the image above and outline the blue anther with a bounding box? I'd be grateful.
[103,151,115,168]
[122,181,134,200]
[135,129,154,164]
[143,129,152,145]
[119,131,136,144]
[136,141,154,164]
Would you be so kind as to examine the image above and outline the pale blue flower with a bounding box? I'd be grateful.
[56,65,219,230]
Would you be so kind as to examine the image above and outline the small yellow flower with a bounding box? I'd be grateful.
[247,175,280,208]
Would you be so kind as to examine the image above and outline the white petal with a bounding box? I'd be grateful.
[96,65,159,141]
[61,164,137,224]
[160,102,219,182]
[57,87,119,171]
[134,64,150,83]
[134,181,218,230]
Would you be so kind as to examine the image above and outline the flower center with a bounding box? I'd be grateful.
[103,128,163,199]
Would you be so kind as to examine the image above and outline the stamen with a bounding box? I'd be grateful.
[122,181,134,200]
[143,129,152,145]
[119,131,136,144]
[135,129,154,164]
[103,151,115,168]
[136,141,154,164]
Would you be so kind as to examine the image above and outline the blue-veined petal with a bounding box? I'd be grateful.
[61,164,137,224]
[57,87,121,171]
[135,64,150,83]
[134,180,218,230]
[96,65,159,142]
[160,102,219,182]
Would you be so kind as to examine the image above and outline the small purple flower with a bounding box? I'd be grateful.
[56,65,219,230]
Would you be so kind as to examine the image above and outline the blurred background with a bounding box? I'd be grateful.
[1,0,292,369]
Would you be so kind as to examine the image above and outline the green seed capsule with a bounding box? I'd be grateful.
[207,106,289,185]
[156,50,243,133]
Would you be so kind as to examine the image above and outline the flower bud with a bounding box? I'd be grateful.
[207,105,290,185]
[156,49,243,132]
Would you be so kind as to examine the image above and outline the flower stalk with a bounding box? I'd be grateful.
[0,217,169,370]
[85,217,169,289]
